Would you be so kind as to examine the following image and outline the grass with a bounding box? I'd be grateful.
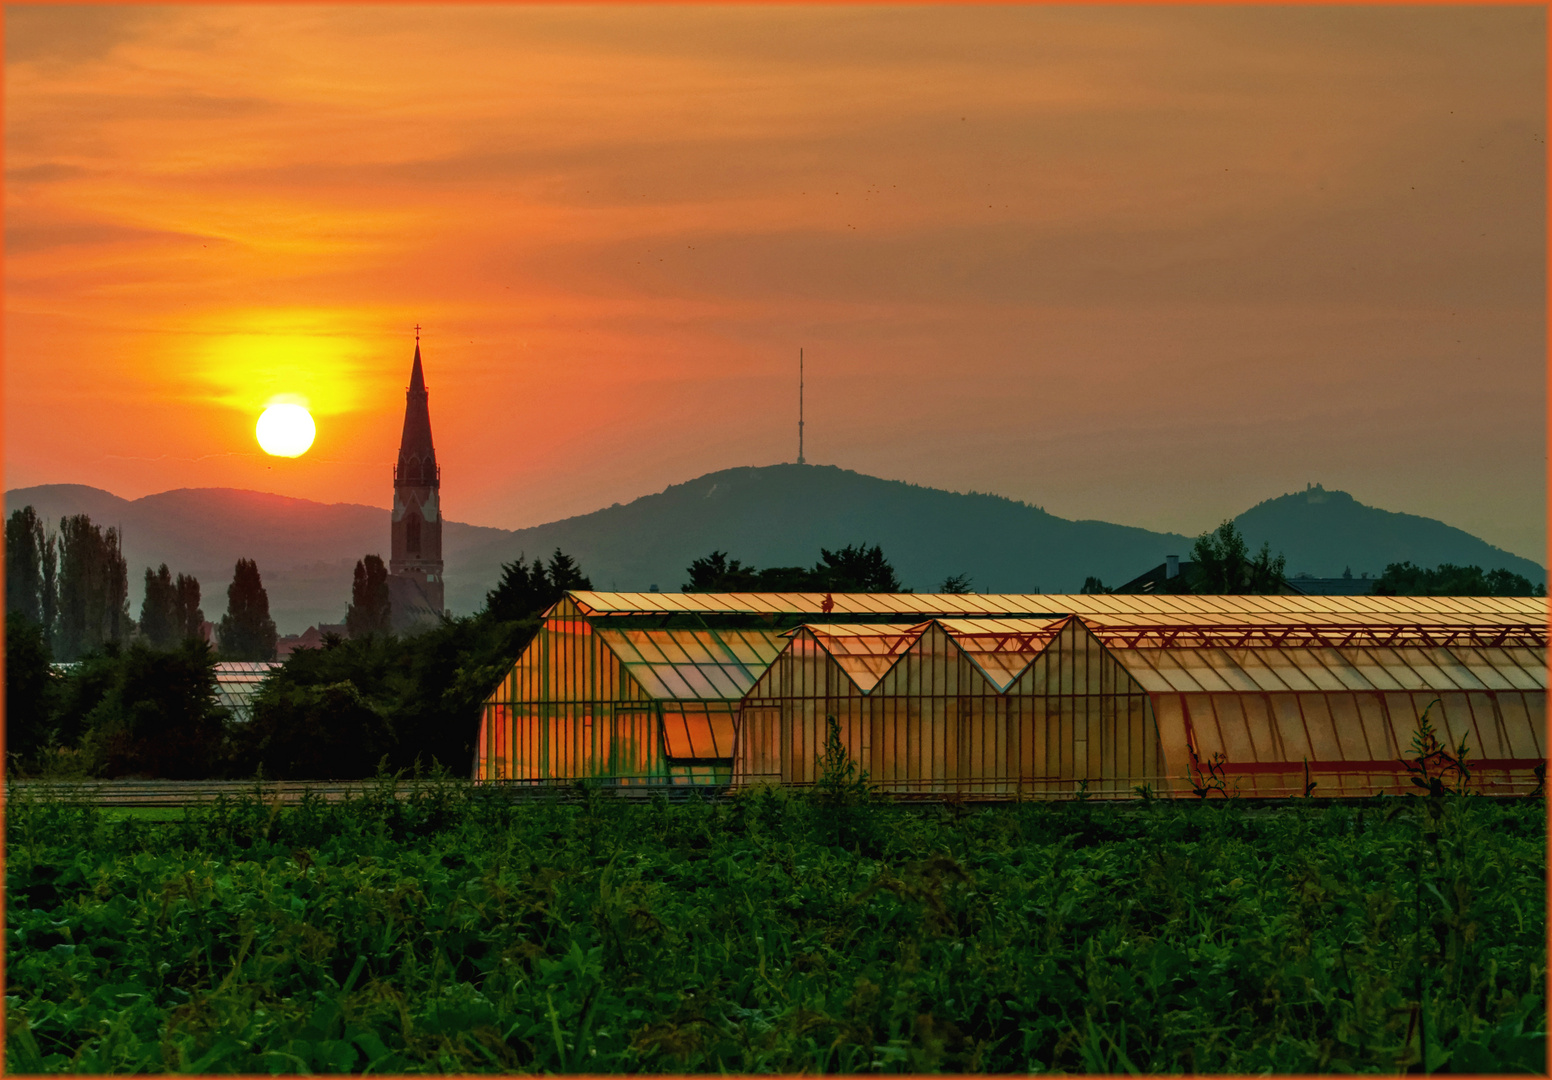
[95,807,189,823]
[5,778,1546,1074]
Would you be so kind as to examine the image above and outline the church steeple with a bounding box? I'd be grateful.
[388,333,445,632]
[396,343,438,487]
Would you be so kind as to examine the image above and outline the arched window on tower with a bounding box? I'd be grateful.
[407,514,421,555]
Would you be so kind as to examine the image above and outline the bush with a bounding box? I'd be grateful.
[235,680,395,779]
[77,640,229,778]
[4,617,60,764]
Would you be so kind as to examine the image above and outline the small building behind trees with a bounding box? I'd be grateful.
[475,591,1546,798]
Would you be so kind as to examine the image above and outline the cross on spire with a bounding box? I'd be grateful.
[414,323,421,343]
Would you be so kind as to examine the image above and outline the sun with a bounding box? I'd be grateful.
[255,403,316,457]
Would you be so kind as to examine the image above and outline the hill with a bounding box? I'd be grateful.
[7,468,1543,633]
[444,465,1186,609]
[2,484,510,633]
[1235,484,1545,585]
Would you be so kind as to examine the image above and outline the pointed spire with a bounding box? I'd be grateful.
[409,343,426,394]
[397,336,437,485]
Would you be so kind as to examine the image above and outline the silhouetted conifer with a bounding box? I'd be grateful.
[5,506,52,632]
[346,554,392,637]
[140,564,178,648]
[484,549,592,621]
[54,514,130,661]
[175,573,205,641]
[218,558,278,660]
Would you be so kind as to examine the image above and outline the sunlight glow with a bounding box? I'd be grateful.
[195,312,387,420]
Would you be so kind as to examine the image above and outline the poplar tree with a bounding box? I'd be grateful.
[5,506,50,629]
[218,558,278,661]
[142,565,206,647]
[54,514,130,661]
[140,564,178,648]
[175,573,205,641]
[346,554,392,637]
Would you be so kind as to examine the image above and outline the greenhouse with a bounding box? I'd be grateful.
[474,591,1547,798]
[473,594,785,784]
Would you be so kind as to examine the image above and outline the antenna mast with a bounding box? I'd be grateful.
[797,348,805,465]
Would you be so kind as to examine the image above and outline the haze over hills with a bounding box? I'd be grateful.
[1233,484,1545,585]
[7,466,1544,634]
[1,484,511,634]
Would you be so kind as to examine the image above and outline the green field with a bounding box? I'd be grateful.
[96,806,190,823]
[5,781,1546,1074]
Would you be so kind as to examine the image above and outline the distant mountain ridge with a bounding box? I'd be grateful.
[1233,484,1542,585]
[7,467,1543,633]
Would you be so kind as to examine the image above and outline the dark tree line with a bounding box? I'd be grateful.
[5,629,229,779]
[1081,519,1545,598]
[221,548,594,781]
[4,505,290,778]
[7,508,132,661]
[1371,562,1543,597]
[5,518,605,779]
[484,549,592,620]
[139,564,205,649]
[683,543,904,593]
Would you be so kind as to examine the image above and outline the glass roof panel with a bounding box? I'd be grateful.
[1387,647,1463,691]
[651,636,697,666]
[1420,648,1489,692]
[627,665,681,700]
[695,664,746,699]
[1279,652,1349,692]
[831,654,898,693]
[1105,651,1176,693]
[619,632,668,664]
[651,663,708,699]
[1229,651,1295,692]
[1490,648,1549,691]
[965,653,1040,692]
[1133,651,1207,693]
[1194,650,1265,692]
[1163,649,1236,692]
[1448,647,1519,691]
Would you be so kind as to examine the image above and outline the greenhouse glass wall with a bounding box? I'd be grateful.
[475,592,1547,798]
[473,595,783,784]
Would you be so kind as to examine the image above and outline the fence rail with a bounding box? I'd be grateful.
[6,780,393,806]
[3,778,735,807]
[7,773,1542,809]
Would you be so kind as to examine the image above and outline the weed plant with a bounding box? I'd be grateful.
[6,773,1546,1073]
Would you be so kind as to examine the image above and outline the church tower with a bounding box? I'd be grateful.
[388,334,445,632]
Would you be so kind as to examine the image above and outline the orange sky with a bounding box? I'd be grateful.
[5,6,1546,561]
